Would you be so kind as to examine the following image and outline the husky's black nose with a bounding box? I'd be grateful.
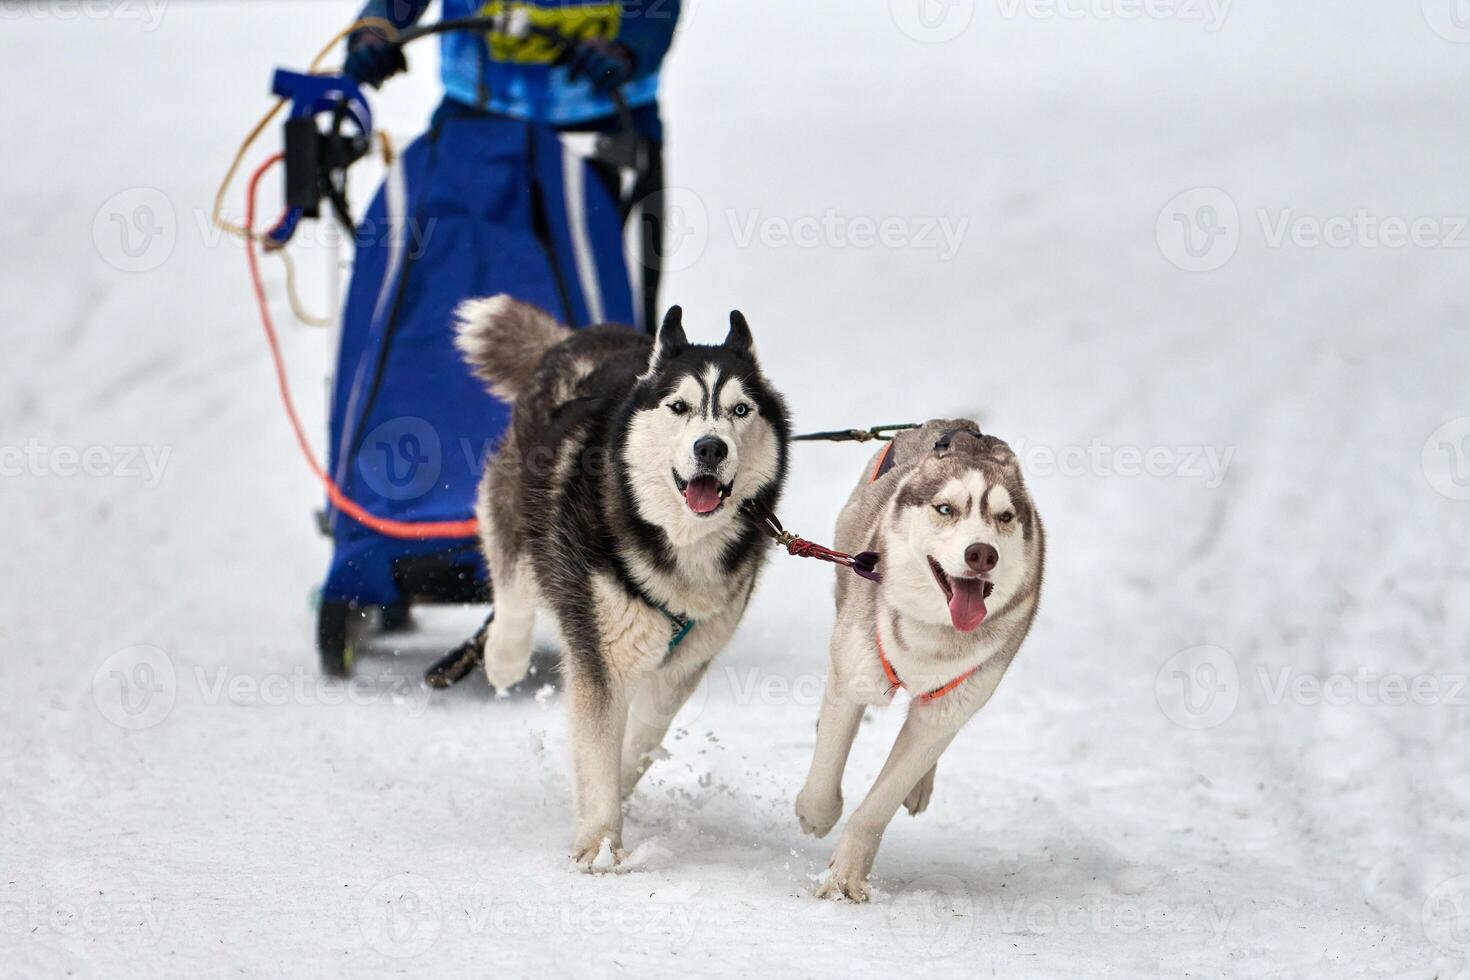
[965,542,999,574]
[693,436,728,469]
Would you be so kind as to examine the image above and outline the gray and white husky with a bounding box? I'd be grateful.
[455,295,790,868]
[794,420,1044,901]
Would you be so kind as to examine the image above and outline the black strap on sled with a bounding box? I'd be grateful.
[423,607,494,689]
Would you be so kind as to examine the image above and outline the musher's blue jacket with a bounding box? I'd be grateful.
[358,0,678,132]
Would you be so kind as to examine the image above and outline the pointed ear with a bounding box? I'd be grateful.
[723,310,754,357]
[644,305,689,376]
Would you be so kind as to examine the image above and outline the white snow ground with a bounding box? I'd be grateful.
[3,1,1469,976]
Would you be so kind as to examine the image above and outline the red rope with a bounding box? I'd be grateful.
[786,537,856,565]
[243,153,478,541]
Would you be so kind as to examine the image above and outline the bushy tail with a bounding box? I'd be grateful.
[453,295,571,404]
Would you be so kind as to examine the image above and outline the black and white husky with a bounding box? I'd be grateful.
[455,296,790,868]
[794,420,1045,901]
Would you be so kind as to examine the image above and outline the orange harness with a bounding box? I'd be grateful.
[868,440,976,701]
[876,618,977,702]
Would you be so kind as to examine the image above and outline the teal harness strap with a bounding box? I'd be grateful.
[655,604,695,652]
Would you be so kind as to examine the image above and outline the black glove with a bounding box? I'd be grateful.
[562,38,635,93]
[343,30,407,89]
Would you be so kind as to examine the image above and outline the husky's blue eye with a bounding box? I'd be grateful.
[934,503,953,516]
[669,400,688,415]
[732,403,750,418]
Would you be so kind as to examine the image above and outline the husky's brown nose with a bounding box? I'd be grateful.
[693,436,728,468]
[965,542,999,574]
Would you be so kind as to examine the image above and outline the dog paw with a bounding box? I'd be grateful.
[815,832,878,902]
[815,864,871,903]
[795,786,843,838]
[904,765,935,817]
[570,834,627,873]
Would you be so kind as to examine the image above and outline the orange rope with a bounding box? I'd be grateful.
[243,152,478,541]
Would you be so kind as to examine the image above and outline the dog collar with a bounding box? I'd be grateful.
[610,561,696,652]
[869,442,897,483]
[876,615,976,702]
[658,604,695,652]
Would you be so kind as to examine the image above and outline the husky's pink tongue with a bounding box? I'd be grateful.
[949,578,989,633]
[683,476,723,514]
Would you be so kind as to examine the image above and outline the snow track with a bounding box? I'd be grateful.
[3,2,1467,976]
